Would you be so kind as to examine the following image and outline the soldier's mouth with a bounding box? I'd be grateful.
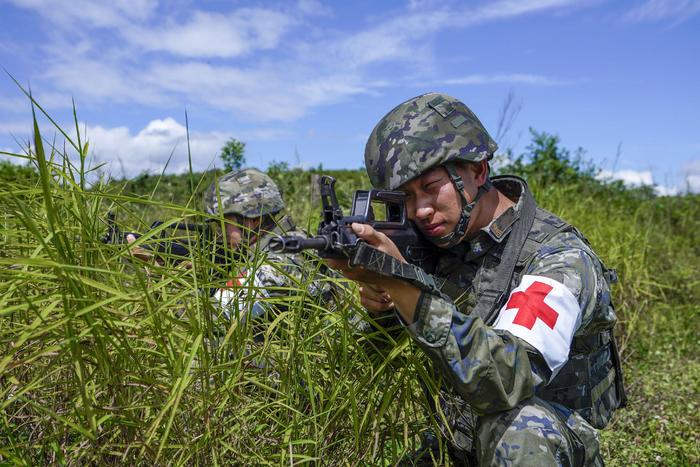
[422,222,445,237]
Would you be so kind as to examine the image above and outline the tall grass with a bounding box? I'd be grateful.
[1,105,698,465]
[0,108,433,464]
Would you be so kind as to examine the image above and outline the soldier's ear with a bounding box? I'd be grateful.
[473,160,489,186]
[456,160,486,182]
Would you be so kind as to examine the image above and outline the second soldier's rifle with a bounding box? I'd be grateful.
[269,175,438,272]
[102,212,235,269]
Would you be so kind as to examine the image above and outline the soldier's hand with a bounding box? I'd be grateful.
[326,223,406,289]
[126,234,163,266]
[359,282,395,314]
[350,223,406,262]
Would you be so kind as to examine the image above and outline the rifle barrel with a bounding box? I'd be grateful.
[269,235,330,253]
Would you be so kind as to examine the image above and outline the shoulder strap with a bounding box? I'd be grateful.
[515,209,571,272]
[472,186,537,324]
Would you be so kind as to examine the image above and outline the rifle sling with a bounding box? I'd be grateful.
[471,184,537,324]
[349,243,441,295]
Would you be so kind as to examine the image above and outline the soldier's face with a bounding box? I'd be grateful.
[399,164,481,245]
[223,215,260,249]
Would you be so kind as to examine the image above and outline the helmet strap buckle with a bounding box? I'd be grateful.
[434,161,491,248]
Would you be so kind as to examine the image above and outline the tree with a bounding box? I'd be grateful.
[503,128,594,186]
[219,138,246,171]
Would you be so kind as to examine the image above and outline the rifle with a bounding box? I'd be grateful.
[101,212,234,268]
[268,175,438,272]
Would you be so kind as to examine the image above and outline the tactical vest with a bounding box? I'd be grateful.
[437,177,626,429]
[507,207,626,429]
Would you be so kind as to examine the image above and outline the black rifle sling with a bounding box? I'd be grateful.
[472,184,537,325]
[350,242,441,294]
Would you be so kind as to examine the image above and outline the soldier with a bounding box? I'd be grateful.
[203,167,335,328]
[329,93,625,465]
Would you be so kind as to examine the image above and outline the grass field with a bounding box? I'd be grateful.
[0,110,698,465]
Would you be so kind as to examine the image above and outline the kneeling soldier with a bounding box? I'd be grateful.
[329,93,625,466]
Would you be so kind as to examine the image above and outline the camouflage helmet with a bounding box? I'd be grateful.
[204,168,284,218]
[364,92,498,190]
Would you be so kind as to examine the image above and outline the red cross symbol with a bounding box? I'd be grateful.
[506,281,559,330]
[225,273,246,288]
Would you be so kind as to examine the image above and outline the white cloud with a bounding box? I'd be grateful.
[595,166,700,196]
[624,0,700,24]
[6,0,157,29]
[466,0,580,23]
[44,56,164,105]
[0,146,33,165]
[295,0,333,17]
[125,9,294,58]
[0,96,30,113]
[0,121,32,134]
[81,118,225,177]
[685,174,700,192]
[680,160,700,193]
[597,169,654,186]
[0,117,293,177]
[1,147,21,160]
[596,168,673,194]
[443,73,566,86]
[68,118,293,178]
[654,184,679,196]
[138,61,371,121]
[5,0,588,122]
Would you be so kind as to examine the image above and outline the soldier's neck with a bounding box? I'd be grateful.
[464,188,515,239]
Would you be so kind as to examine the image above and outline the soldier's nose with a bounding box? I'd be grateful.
[415,205,434,221]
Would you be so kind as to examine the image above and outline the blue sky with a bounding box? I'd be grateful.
[1,0,698,193]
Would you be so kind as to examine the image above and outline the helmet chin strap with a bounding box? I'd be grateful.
[432,161,492,248]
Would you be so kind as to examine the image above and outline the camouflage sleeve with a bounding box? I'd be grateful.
[251,262,294,297]
[402,232,604,414]
[405,293,535,414]
[353,308,406,354]
[524,231,605,335]
[510,230,608,383]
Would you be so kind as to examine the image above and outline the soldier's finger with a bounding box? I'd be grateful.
[359,281,385,294]
[325,258,348,271]
[351,223,384,246]
[359,285,391,303]
[361,294,395,312]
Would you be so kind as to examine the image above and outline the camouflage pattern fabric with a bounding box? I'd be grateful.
[211,215,337,327]
[391,177,618,465]
[364,92,498,190]
[476,397,602,466]
[204,167,285,218]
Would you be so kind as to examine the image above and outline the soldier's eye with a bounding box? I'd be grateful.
[424,178,441,189]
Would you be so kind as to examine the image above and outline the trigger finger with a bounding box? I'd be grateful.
[359,285,390,303]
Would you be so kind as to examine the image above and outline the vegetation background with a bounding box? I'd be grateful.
[0,107,698,465]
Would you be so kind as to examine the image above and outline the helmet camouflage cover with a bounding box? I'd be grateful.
[204,167,285,218]
[365,92,498,190]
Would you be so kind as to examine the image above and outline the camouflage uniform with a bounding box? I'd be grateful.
[363,94,625,466]
[205,168,335,329]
